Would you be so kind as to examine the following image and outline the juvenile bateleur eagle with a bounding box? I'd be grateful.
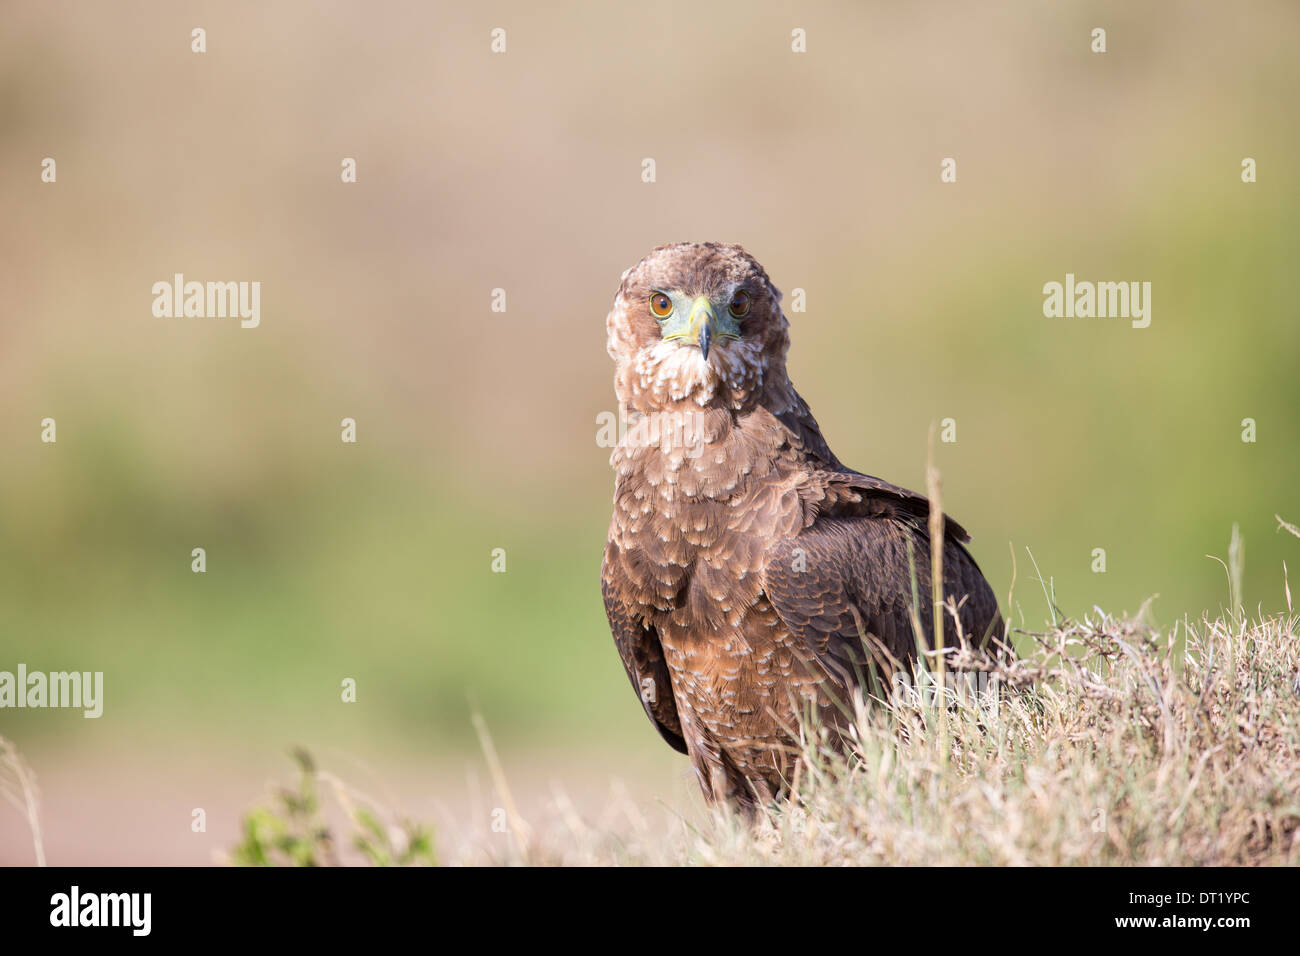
[601,242,1004,810]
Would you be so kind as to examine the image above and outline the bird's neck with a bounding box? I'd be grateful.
[611,403,795,506]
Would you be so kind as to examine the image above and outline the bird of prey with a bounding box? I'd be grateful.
[601,241,1004,810]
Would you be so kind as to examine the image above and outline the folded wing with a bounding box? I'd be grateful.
[602,549,688,754]
[762,503,1002,694]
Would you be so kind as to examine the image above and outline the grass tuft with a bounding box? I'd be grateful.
[0,735,45,866]
[230,605,1300,866]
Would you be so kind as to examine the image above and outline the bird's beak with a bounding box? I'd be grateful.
[688,296,717,361]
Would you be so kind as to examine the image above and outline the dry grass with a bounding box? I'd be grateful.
[10,592,1296,866]
[441,519,1300,865]
[445,605,1300,866]
[12,604,1296,866]
[0,734,45,866]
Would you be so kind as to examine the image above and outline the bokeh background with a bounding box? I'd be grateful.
[2,0,1298,863]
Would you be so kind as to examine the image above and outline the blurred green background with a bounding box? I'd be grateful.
[1,1,1298,862]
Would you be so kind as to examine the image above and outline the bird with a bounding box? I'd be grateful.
[601,241,1005,811]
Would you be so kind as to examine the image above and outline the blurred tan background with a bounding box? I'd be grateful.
[2,0,1298,863]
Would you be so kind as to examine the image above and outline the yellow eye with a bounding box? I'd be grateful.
[649,292,673,318]
[729,291,751,317]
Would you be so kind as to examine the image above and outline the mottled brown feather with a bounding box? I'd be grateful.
[601,562,687,754]
[601,242,1003,810]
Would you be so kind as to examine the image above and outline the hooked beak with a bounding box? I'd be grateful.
[687,296,717,361]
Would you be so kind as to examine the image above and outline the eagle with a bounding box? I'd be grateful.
[601,242,1004,811]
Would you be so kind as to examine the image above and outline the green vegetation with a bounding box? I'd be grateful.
[229,748,436,867]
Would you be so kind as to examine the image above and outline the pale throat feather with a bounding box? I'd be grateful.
[622,338,770,411]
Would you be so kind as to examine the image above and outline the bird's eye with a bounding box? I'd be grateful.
[649,292,673,318]
[728,291,751,317]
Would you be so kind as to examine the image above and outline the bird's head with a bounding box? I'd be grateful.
[606,242,790,413]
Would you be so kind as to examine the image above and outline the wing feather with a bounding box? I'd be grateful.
[601,545,688,754]
[762,510,1002,693]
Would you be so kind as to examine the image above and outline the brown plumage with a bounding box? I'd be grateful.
[601,242,1004,810]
